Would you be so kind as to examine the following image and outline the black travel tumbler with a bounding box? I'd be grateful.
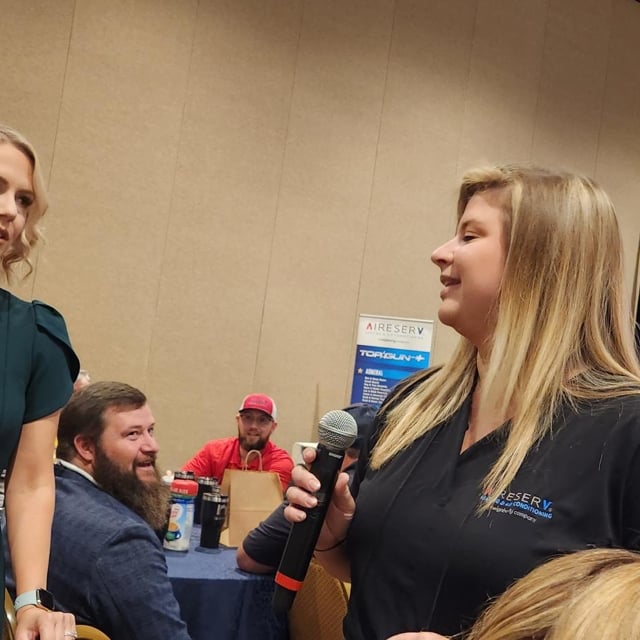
[199,492,226,549]
[194,477,218,525]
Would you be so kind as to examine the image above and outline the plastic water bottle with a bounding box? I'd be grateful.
[163,478,198,551]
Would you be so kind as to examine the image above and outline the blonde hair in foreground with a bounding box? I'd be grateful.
[465,548,640,640]
[370,164,640,508]
[0,124,48,277]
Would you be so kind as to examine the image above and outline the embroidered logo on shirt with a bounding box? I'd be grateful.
[480,490,554,522]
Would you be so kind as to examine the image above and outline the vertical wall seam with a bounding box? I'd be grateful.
[33,0,78,300]
[593,0,616,179]
[251,0,306,389]
[343,0,397,402]
[529,0,551,161]
[453,0,481,183]
[144,0,201,389]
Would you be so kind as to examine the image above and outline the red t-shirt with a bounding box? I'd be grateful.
[182,437,294,491]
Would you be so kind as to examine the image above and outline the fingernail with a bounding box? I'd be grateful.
[311,480,320,491]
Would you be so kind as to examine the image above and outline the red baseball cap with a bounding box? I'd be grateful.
[238,393,277,421]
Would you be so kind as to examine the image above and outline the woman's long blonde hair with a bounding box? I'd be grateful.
[371,165,640,507]
[0,124,48,277]
[465,548,640,640]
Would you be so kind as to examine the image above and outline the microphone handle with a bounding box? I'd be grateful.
[272,443,345,612]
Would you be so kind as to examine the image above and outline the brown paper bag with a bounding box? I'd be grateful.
[219,450,284,547]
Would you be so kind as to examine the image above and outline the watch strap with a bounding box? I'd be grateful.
[14,589,53,611]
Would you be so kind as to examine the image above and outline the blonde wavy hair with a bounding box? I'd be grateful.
[0,124,48,277]
[371,165,640,508]
[465,548,640,640]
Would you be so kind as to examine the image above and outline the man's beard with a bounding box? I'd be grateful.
[238,430,269,452]
[93,447,170,531]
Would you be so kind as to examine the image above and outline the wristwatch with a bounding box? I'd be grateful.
[14,588,54,612]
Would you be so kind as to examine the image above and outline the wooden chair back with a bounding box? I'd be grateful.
[3,589,15,640]
[76,624,111,640]
[3,590,111,640]
[288,560,349,640]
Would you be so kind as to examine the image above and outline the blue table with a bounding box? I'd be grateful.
[165,526,289,640]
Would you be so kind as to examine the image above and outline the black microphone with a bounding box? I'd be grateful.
[272,409,357,613]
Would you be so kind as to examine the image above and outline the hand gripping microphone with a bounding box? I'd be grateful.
[272,409,358,613]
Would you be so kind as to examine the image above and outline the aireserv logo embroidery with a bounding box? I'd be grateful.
[480,489,554,523]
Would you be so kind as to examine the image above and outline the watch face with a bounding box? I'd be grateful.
[36,589,55,610]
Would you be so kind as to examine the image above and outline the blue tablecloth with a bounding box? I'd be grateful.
[165,526,289,640]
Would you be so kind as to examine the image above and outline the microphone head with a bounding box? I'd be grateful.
[317,410,358,453]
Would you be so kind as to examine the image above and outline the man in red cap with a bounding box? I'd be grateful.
[182,393,294,491]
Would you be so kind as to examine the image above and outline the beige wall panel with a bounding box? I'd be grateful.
[593,0,640,299]
[444,1,547,362]
[457,0,547,169]
[146,1,304,466]
[530,0,612,173]
[0,0,75,301]
[358,1,477,369]
[253,0,395,446]
[32,0,197,387]
[0,0,74,170]
[2,1,639,469]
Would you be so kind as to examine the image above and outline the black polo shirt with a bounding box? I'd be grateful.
[344,392,640,639]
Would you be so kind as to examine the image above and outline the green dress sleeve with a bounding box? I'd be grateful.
[0,292,79,468]
[23,301,80,424]
[23,301,80,423]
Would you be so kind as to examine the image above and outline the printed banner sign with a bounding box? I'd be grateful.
[350,314,433,408]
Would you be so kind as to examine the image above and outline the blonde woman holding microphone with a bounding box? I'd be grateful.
[286,165,640,639]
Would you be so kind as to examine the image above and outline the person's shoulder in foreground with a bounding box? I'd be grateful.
[51,381,192,640]
[387,548,640,640]
[463,547,640,640]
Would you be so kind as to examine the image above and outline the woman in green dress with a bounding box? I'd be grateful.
[0,124,79,640]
